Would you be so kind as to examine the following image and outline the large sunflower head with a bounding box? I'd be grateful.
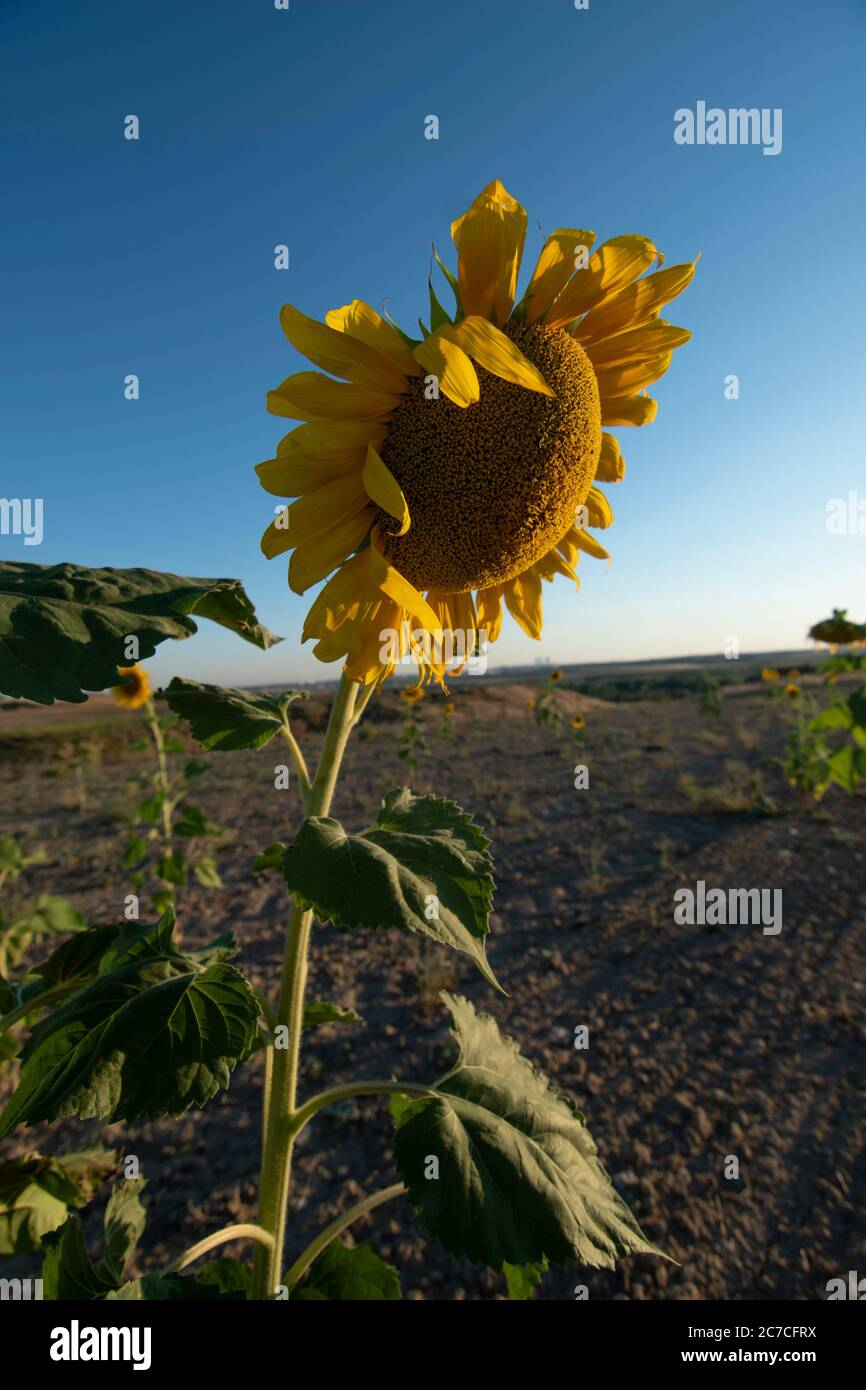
[257,180,696,686]
[808,609,866,647]
[112,663,151,709]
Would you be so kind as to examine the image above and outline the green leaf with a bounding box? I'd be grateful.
[136,795,163,824]
[0,915,261,1135]
[193,857,223,889]
[393,993,664,1270]
[302,1000,363,1031]
[175,804,222,838]
[186,931,238,966]
[827,743,866,792]
[0,562,281,704]
[281,788,500,990]
[0,1154,80,1255]
[503,1259,548,1299]
[183,759,210,779]
[122,835,148,869]
[163,736,187,754]
[42,1215,115,1299]
[811,702,854,732]
[388,1091,415,1124]
[157,851,186,886]
[55,1145,121,1205]
[0,896,85,971]
[107,1272,246,1301]
[252,842,286,873]
[97,1179,146,1285]
[197,1257,252,1296]
[165,679,307,751]
[0,836,25,875]
[291,1239,401,1300]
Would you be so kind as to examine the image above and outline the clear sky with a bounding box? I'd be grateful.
[2,0,865,688]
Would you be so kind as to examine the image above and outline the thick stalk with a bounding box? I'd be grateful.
[250,674,358,1299]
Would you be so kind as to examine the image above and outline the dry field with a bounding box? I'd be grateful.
[2,664,864,1300]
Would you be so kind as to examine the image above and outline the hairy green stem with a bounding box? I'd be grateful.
[144,697,173,854]
[280,723,312,809]
[250,674,358,1300]
[287,1079,435,1140]
[163,1223,274,1276]
[282,1183,405,1292]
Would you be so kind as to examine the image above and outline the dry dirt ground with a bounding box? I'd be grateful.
[1,670,864,1301]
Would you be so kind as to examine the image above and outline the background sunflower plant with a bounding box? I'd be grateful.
[0,181,693,1300]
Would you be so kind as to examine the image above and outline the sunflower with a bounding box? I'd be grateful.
[784,683,800,699]
[257,180,695,686]
[761,668,781,683]
[399,686,425,703]
[808,610,866,647]
[112,664,151,709]
[549,669,564,683]
[571,713,586,729]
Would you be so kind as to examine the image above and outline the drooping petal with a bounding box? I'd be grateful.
[362,442,410,536]
[594,353,672,398]
[443,316,554,396]
[475,586,504,643]
[596,432,626,482]
[288,507,374,594]
[601,394,659,427]
[412,334,479,408]
[583,320,691,370]
[522,229,596,323]
[450,180,527,323]
[326,299,421,378]
[543,235,659,330]
[503,570,543,639]
[585,486,613,530]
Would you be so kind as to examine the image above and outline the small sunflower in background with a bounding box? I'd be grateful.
[526,697,536,711]
[761,667,781,683]
[112,663,152,710]
[399,685,425,703]
[549,668,564,683]
[571,713,586,730]
[787,668,800,679]
[784,683,800,699]
[258,180,695,687]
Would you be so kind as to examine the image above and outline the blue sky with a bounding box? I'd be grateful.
[2,0,865,688]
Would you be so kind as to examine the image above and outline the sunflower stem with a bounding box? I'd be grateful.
[250,673,358,1300]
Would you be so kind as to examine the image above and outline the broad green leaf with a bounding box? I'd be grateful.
[165,679,307,751]
[281,788,500,989]
[42,1215,115,1299]
[175,804,222,838]
[55,1145,120,1205]
[0,1154,80,1255]
[183,759,210,779]
[0,837,46,877]
[811,702,854,732]
[136,796,163,824]
[0,895,85,971]
[393,994,664,1270]
[97,1179,147,1285]
[186,931,238,967]
[503,1259,548,1299]
[197,1257,252,1295]
[291,1239,401,1300]
[0,562,281,704]
[0,916,261,1135]
[157,851,186,886]
[302,1000,363,1031]
[827,744,866,792]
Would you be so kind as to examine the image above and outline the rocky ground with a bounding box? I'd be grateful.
[1,668,864,1301]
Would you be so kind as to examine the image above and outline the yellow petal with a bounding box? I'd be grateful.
[503,571,543,640]
[601,394,658,427]
[544,235,659,330]
[260,474,369,563]
[443,317,554,396]
[277,419,385,461]
[523,229,596,323]
[450,179,527,323]
[267,371,400,422]
[280,303,409,391]
[575,259,698,343]
[289,507,374,594]
[475,586,504,642]
[325,300,421,378]
[596,432,625,483]
[412,334,479,408]
[572,528,611,561]
[362,443,410,536]
[595,353,672,397]
[585,486,613,530]
[583,320,691,370]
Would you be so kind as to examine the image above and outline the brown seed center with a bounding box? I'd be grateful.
[376,323,601,592]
